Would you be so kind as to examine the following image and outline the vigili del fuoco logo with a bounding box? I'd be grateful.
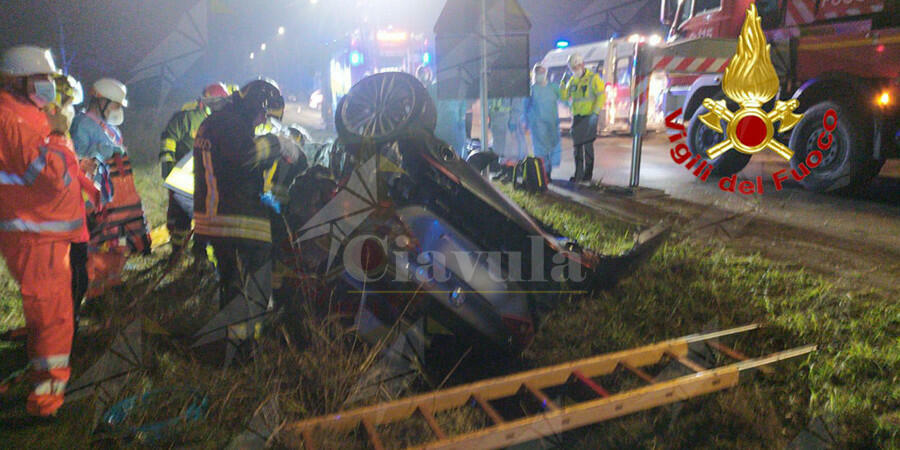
[666,4,838,195]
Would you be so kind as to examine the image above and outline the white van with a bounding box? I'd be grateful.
[541,37,668,135]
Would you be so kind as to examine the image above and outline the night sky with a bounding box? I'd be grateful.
[0,0,661,105]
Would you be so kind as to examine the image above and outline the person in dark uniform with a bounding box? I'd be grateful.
[159,83,230,256]
[193,79,299,311]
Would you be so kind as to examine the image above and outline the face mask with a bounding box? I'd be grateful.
[533,72,547,84]
[61,104,76,129]
[570,66,585,77]
[29,79,56,108]
[203,96,228,112]
[106,108,124,126]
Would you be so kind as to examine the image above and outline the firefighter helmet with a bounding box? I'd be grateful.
[237,78,284,122]
[202,82,229,99]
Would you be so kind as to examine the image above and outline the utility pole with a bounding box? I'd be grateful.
[480,0,489,152]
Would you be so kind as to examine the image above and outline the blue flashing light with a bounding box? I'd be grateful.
[350,50,364,67]
[556,40,570,49]
[423,52,431,64]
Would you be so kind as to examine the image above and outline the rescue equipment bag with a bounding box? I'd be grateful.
[513,156,549,193]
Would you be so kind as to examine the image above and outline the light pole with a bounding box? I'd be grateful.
[480,0,489,154]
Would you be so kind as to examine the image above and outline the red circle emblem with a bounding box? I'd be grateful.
[735,115,767,148]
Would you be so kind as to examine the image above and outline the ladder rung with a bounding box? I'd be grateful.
[708,341,774,374]
[523,383,559,411]
[666,351,706,373]
[620,361,655,384]
[418,405,447,440]
[472,393,504,425]
[284,324,765,436]
[301,430,317,450]
[362,418,385,450]
[572,370,610,397]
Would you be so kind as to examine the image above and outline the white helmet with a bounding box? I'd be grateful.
[567,53,584,69]
[0,45,59,77]
[92,78,128,107]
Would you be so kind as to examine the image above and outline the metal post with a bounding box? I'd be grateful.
[480,0,489,153]
[628,41,649,188]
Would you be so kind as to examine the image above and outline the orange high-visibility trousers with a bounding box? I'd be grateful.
[0,236,73,416]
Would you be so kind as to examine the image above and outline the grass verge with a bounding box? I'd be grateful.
[0,170,896,448]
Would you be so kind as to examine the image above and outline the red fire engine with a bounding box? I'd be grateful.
[660,0,899,191]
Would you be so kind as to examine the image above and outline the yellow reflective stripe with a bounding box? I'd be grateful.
[196,214,271,233]
[798,34,900,51]
[254,135,275,165]
[194,213,272,242]
[200,150,219,215]
[263,160,278,192]
[160,152,176,163]
[162,138,177,153]
[164,160,195,195]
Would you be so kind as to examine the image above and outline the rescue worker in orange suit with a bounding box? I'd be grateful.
[0,45,85,416]
[194,79,298,312]
[159,82,230,257]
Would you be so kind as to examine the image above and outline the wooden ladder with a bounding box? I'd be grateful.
[286,324,814,449]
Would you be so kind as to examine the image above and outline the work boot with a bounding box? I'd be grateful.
[26,390,64,417]
[27,377,67,417]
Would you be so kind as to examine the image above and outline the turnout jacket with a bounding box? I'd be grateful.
[159,105,209,164]
[193,103,282,243]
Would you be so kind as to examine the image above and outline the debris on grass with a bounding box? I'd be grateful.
[0,167,896,449]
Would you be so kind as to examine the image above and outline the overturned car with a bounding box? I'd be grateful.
[274,72,667,356]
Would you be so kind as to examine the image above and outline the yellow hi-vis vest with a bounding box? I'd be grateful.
[164,153,194,196]
[561,69,606,116]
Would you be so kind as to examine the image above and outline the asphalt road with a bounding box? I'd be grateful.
[554,133,900,253]
[288,104,900,290]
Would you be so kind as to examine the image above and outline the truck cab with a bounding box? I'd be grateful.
[659,0,899,192]
[663,0,782,42]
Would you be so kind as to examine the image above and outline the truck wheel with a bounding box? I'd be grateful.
[788,101,874,192]
[687,102,752,177]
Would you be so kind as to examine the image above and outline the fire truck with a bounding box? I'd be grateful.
[659,0,900,191]
[329,28,429,109]
[540,35,669,135]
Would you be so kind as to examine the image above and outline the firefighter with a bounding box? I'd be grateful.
[70,78,128,160]
[526,64,562,179]
[193,79,299,313]
[159,82,230,255]
[561,53,605,183]
[0,45,85,416]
